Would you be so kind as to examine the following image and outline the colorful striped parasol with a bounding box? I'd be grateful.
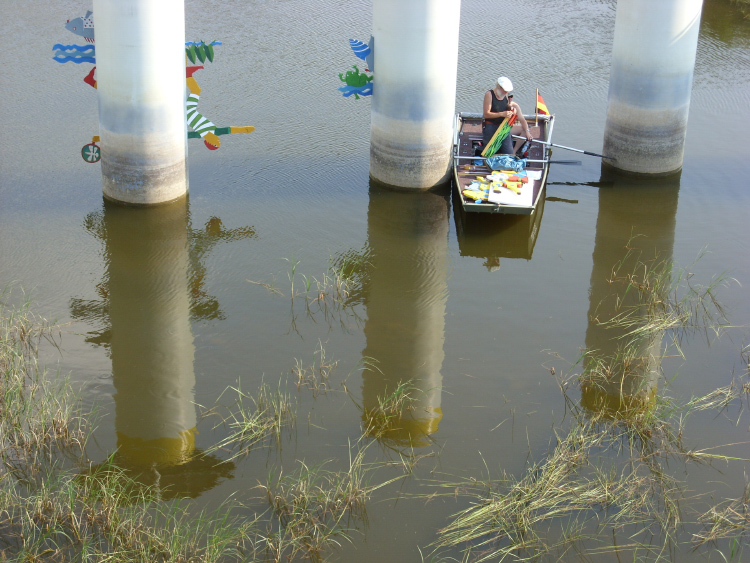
[481,113,517,158]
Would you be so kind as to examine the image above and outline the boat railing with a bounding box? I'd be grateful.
[458,112,552,122]
[454,155,550,164]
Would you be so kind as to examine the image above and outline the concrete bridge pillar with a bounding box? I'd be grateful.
[94,0,188,204]
[370,0,461,189]
[603,0,703,175]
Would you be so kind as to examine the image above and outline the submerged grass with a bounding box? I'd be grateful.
[0,298,257,561]
[293,340,337,398]
[1,458,258,561]
[361,380,418,442]
[1,294,407,562]
[205,380,297,463]
[431,248,749,561]
[0,296,88,481]
[260,444,400,562]
[248,252,369,332]
[4,241,750,562]
[596,244,732,357]
[694,482,750,548]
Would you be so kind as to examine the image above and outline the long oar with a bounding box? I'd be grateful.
[527,159,582,165]
[511,135,615,160]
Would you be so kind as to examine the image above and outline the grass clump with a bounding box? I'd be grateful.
[694,482,750,549]
[0,298,259,561]
[594,244,731,358]
[0,297,88,480]
[433,418,684,562]
[248,251,369,331]
[2,294,421,563]
[293,340,337,397]
[206,381,297,463]
[260,444,400,562]
[1,459,258,561]
[361,381,418,442]
[431,248,747,561]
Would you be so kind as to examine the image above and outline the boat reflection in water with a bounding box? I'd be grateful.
[453,192,545,271]
[97,199,233,497]
[582,170,680,415]
[360,182,450,447]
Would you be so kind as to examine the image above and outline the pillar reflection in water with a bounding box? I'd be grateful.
[361,183,449,447]
[104,198,196,467]
[583,171,680,415]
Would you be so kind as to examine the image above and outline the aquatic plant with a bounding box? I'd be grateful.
[260,443,401,562]
[430,249,748,562]
[1,296,404,563]
[0,295,88,480]
[293,340,337,397]
[205,380,297,463]
[361,380,418,441]
[1,457,258,562]
[248,251,369,332]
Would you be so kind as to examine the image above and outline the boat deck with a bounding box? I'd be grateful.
[453,113,552,215]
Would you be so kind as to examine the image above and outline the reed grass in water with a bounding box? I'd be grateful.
[431,251,749,562]
[293,340,337,397]
[1,296,403,562]
[248,252,369,331]
[0,297,88,479]
[205,380,297,463]
[259,444,401,562]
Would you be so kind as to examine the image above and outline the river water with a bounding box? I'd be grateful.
[1,0,749,561]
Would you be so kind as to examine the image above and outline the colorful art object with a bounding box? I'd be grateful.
[349,36,374,71]
[338,37,374,100]
[185,41,221,64]
[82,135,101,163]
[65,11,95,43]
[55,13,253,158]
[53,11,98,90]
[184,58,255,150]
[338,65,373,99]
[52,44,95,64]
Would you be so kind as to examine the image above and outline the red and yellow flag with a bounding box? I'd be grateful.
[536,93,549,115]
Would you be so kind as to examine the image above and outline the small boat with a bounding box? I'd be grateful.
[452,112,555,215]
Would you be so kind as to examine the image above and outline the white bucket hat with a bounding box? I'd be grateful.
[496,76,513,92]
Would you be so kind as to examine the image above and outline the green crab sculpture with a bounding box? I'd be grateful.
[338,65,373,100]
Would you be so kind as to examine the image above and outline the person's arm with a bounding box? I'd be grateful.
[511,102,533,140]
[483,91,513,120]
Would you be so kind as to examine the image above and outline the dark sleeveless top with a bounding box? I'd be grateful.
[485,90,510,125]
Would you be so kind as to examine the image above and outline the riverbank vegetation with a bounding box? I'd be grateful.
[0,298,394,562]
[431,250,749,561]
[2,245,749,562]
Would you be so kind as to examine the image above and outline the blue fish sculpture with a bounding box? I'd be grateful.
[66,11,95,43]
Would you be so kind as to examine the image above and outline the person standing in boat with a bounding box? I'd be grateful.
[482,76,533,155]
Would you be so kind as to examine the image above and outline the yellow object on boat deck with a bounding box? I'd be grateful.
[462,189,485,201]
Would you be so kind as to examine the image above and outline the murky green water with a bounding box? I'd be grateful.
[1,0,750,560]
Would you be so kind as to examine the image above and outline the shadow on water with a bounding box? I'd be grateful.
[582,168,681,415]
[701,0,750,43]
[70,204,256,350]
[359,180,450,448]
[452,190,546,271]
[81,199,241,498]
